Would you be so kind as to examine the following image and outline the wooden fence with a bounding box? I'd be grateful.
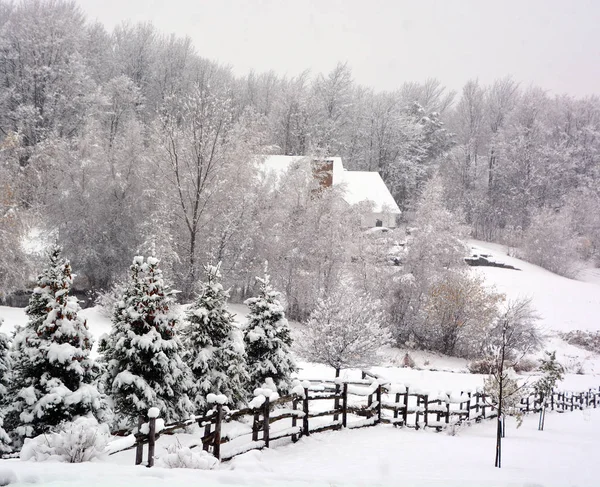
[129,371,600,467]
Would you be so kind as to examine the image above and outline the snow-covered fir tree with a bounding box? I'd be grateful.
[0,318,12,453]
[6,246,103,445]
[302,288,391,376]
[181,263,249,412]
[243,268,297,394]
[100,255,193,426]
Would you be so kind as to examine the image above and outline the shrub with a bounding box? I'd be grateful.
[157,439,219,469]
[560,330,600,354]
[402,353,416,368]
[467,358,496,374]
[512,358,538,373]
[20,417,110,463]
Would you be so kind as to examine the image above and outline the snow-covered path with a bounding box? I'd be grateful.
[1,407,598,486]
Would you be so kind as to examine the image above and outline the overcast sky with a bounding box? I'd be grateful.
[76,0,600,97]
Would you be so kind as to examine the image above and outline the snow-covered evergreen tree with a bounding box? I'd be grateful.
[6,246,103,445]
[100,255,193,426]
[0,318,12,453]
[181,263,249,412]
[302,288,391,376]
[243,268,297,394]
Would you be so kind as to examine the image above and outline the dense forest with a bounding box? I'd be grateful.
[1,0,600,320]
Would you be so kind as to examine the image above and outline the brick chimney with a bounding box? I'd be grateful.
[311,159,334,189]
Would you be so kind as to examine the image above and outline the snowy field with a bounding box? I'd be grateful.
[0,407,598,487]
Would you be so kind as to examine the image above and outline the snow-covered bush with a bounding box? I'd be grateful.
[157,439,219,470]
[467,358,495,374]
[181,263,249,413]
[244,268,297,394]
[100,255,194,426]
[560,330,600,354]
[402,353,416,368]
[512,357,538,373]
[20,417,110,463]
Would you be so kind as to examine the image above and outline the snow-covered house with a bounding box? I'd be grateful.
[259,155,401,228]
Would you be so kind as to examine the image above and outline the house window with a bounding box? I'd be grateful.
[375,219,383,227]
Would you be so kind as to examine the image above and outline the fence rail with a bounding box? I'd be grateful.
[128,374,600,467]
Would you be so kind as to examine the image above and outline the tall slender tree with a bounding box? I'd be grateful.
[534,351,564,431]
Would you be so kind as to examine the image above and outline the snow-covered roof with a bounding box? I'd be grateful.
[339,171,401,214]
[258,155,400,215]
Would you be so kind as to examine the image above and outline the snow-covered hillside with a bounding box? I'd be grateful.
[469,239,600,334]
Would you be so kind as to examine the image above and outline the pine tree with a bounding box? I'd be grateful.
[100,256,193,426]
[244,268,297,394]
[6,246,103,444]
[0,318,12,453]
[181,263,249,412]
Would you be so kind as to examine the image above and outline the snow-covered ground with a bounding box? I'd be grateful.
[0,406,598,486]
[469,239,600,334]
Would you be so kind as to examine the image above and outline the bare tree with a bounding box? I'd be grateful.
[486,298,542,468]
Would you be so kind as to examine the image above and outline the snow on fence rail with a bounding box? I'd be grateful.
[127,371,600,467]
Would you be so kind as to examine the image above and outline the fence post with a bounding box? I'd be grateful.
[571,393,574,412]
[135,415,144,465]
[402,387,409,426]
[550,390,554,411]
[213,403,223,460]
[586,390,590,408]
[147,415,156,468]
[334,380,341,422]
[203,421,212,451]
[252,410,260,442]
[423,394,429,428]
[342,383,348,428]
[445,398,450,424]
[481,393,486,419]
[376,384,382,424]
[263,396,270,448]
[292,398,299,442]
[467,392,471,421]
[303,387,310,436]
[394,392,401,425]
